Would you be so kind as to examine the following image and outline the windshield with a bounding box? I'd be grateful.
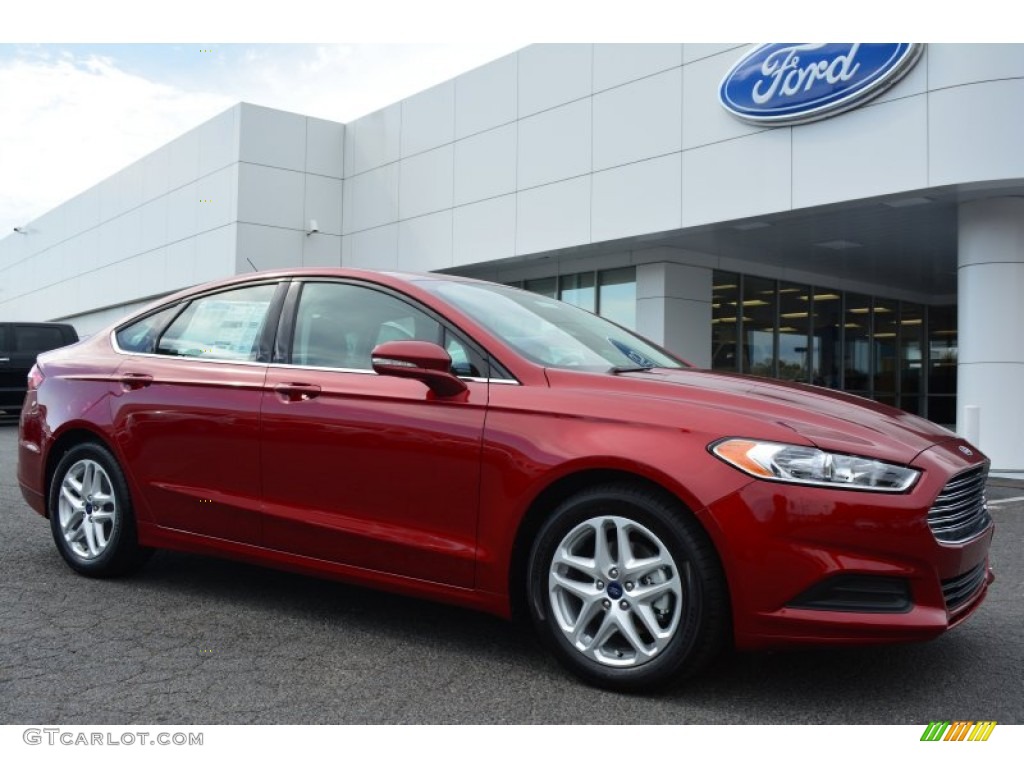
[425,280,687,372]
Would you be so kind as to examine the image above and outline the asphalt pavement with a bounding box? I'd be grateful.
[1,422,1021,724]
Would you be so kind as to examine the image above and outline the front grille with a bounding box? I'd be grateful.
[942,562,988,612]
[927,465,991,543]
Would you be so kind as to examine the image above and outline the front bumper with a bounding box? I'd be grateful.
[702,438,995,650]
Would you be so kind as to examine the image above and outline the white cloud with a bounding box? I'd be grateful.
[0,51,233,234]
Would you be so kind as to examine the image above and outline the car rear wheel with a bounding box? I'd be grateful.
[527,484,729,692]
[49,443,152,577]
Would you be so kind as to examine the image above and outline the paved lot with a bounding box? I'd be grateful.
[1,421,1022,724]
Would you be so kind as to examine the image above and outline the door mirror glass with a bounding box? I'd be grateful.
[371,341,468,398]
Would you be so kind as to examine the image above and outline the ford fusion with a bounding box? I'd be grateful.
[17,269,994,691]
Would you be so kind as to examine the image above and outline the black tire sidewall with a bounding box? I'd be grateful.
[48,442,139,577]
[527,485,719,691]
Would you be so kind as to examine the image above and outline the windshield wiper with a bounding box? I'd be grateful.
[610,365,655,374]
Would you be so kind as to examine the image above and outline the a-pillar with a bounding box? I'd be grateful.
[957,197,1024,473]
[636,261,713,367]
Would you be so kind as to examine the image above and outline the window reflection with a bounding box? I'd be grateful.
[777,282,810,382]
[742,275,776,378]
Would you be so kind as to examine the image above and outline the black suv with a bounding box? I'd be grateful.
[0,322,79,416]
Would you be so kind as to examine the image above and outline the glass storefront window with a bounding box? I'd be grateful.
[777,282,811,382]
[742,275,776,378]
[559,272,596,312]
[524,277,557,298]
[899,302,925,416]
[810,289,842,389]
[873,298,898,400]
[712,273,740,372]
[598,268,637,329]
[928,305,958,427]
[844,293,872,395]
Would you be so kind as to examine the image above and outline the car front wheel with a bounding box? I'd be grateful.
[49,442,152,577]
[527,484,729,691]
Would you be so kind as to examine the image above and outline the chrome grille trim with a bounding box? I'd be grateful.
[941,562,988,612]
[927,465,991,544]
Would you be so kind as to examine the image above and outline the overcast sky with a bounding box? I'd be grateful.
[0,1,1006,237]
[0,43,522,234]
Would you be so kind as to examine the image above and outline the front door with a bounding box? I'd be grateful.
[259,280,488,587]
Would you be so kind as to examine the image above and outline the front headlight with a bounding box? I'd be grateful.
[710,438,920,492]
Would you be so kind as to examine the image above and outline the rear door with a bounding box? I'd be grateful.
[110,282,284,544]
[258,280,489,587]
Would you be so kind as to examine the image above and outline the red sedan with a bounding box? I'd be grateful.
[17,269,994,691]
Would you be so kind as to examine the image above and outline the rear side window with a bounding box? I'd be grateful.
[14,325,66,353]
[156,284,277,362]
[115,305,181,353]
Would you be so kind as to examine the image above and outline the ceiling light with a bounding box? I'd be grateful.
[732,221,772,231]
[882,196,932,208]
[814,239,862,250]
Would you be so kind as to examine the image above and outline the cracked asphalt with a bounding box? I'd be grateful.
[1,421,1022,724]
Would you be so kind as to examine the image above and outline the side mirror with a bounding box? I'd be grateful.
[370,341,469,398]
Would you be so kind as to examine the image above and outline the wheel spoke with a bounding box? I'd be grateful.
[613,611,654,662]
[91,519,109,549]
[633,603,673,643]
[592,520,614,572]
[551,571,599,602]
[570,597,606,648]
[83,518,99,556]
[632,574,679,603]
[62,509,84,533]
[615,522,633,568]
[552,549,599,581]
[61,485,81,508]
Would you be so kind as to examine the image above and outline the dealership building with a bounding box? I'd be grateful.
[1,43,1022,474]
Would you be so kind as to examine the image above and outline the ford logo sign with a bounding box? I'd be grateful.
[719,43,924,126]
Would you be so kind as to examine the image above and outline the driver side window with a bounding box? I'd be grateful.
[290,282,441,371]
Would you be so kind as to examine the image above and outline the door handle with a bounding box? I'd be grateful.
[119,373,154,390]
[273,382,322,402]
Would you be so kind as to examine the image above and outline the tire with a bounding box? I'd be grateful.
[48,442,152,577]
[527,483,729,692]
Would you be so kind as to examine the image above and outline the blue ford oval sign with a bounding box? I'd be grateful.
[720,44,923,126]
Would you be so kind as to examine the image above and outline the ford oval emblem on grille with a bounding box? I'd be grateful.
[719,43,924,126]
[959,446,974,457]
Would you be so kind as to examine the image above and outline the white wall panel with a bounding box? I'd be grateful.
[593,69,682,170]
[199,106,240,177]
[929,44,1024,90]
[453,194,516,266]
[306,117,344,178]
[236,164,305,230]
[516,176,590,255]
[401,81,455,157]
[593,44,682,92]
[518,44,592,117]
[398,210,453,272]
[683,129,791,226]
[683,49,766,150]
[517,100,591,189]
[164,237,197,291]
[302,232,342,267]
[792,95,927,209]
[141,148,170,204]
[682,43,746,64]
[455,53,517,139]
[237,103,306,172]
[303,174,342,236]
[197,164,237,234]
[399,145,454,220]
[350,224,399,269]
[166,128,201,191]
[234,222,300,274]
[592,154,682,242]
[453,124,516,206]
[346,163,400,233]
[348,103,402,175]
[929,79,1024,186]
[139,198,168,256]
[165,183,200,244]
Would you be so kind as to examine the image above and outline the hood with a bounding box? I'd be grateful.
[549,367,959,466]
